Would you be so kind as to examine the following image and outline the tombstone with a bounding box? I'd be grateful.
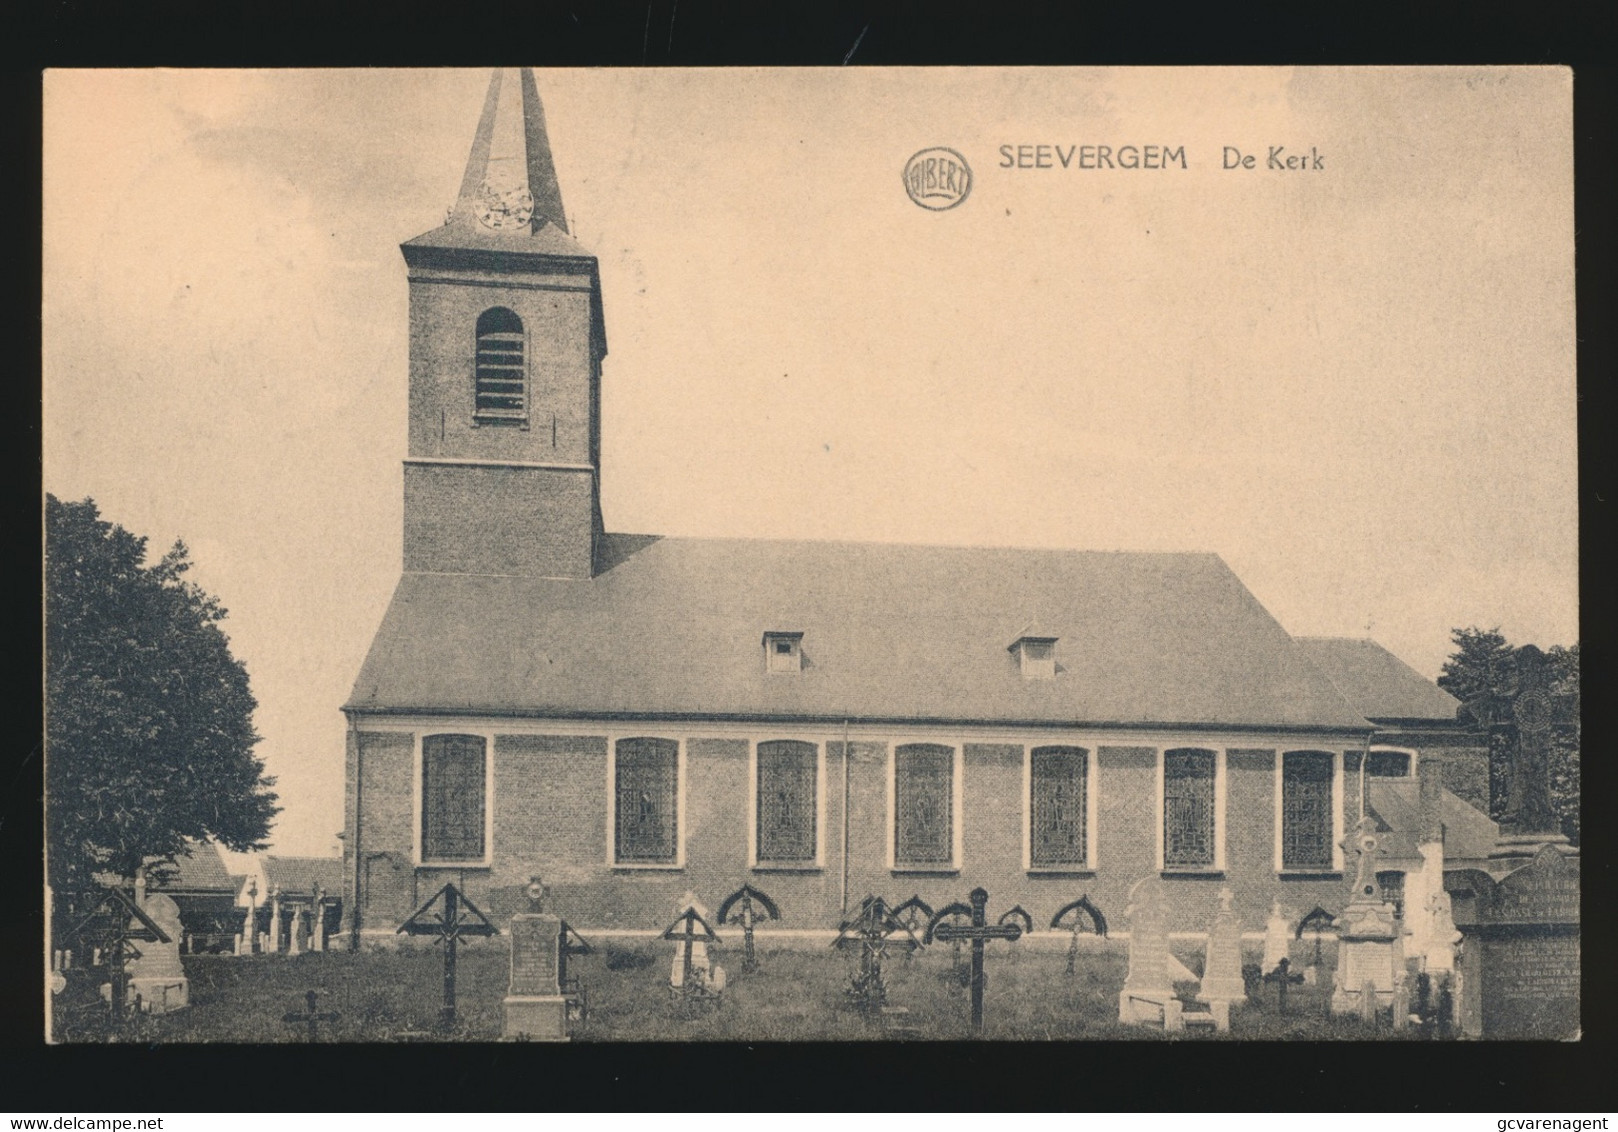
[310,887,327,952]
[126,893,189,1013]
[503,911,567,1041]
[1197,888,1246,1008]
[287,902,304,955]
[1261,898,1291,974]
[267,888,282,954]
[1331,817,1400,1017]
[1118,876,1182,1031]
[1447,845,1579,1039]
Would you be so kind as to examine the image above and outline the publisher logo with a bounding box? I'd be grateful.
[903,147,972,211]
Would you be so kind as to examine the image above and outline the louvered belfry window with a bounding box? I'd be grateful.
[1163,748,1217,869]
[474,306,526,418]
[615,738,678,863]
[1282,750,1335,870]
[1031,746,1088,867]
[894,743,954,867]
[756,740,817,863]
[421,734,486,862]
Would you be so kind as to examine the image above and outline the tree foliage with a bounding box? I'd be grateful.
[45,495,279,891]
[1437,626,1579,845]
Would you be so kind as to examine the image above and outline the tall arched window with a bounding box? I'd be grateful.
[475,307,526,418]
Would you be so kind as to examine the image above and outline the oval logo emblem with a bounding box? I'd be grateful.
[903,147,972,211]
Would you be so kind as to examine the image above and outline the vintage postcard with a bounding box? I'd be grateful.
[42,67,1577,1042]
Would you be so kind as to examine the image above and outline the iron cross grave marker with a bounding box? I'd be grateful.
[925,887,1024,1034]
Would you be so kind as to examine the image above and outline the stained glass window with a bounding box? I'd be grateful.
[1031,746,1088,867]
[615,738,678,863]
[756,740,817,863]
[1163,748,1216,869]
[421,734,486,862]
[1282,750,1335,870]
[475,307,525,417]
[894,743,954,867]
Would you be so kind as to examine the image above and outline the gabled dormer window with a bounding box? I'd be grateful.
[763,631,803,675]
[1010,634,1058,679]
[474,306,526,422]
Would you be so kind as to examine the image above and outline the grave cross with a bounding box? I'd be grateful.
[663,905,721,1006]
[925,888,1024,1034]
[1051,895,1108,976]
[889,895,933,966]
[832,895,921,1016]
[282,989,340,1043]
[1465,645,1578,840]
[718,884,780,973]
[557,919,594,990]
[397,883,498,1030]
[1262,957,1306,1014]
[70,885,171,1032]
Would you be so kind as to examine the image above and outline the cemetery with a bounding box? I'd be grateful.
[48,871,1491,1043]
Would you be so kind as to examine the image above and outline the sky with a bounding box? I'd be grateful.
[42,68,1577,858]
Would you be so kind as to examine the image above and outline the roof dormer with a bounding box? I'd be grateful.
[1010,633,1058,680]
[763,631,804,675]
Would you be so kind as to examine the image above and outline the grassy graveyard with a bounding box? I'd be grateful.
[51,935,1432,1042]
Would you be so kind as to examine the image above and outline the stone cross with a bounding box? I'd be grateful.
[925,888,1024,1034]
[311,887,327,952]
[1495,645,1576,841]
[1346,814,1383,903]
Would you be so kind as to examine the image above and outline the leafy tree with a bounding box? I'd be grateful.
[1437,626,1579,845]
[45,495,279,893]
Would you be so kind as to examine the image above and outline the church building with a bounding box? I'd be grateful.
[340,70,1492,945]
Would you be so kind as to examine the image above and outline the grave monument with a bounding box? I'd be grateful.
[1448,845,1579,1039]
[126,892,189,1013]
[1196,887,1247,1008]
[1331,816,1403,1019]
[1118,875,1182,1031]
[502,876,568,1040]
[1261,898,1291,975]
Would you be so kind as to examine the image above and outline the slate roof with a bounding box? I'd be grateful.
[348,534,1373,732]
[262,856,345,899]
[146,840,235,893]
[1295,637,1461,723]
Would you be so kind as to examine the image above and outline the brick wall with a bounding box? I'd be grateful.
[345,726,1463,943]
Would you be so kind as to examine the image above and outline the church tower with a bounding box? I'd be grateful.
[400,68,606,579]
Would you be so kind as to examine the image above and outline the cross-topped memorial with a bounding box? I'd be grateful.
[832,895,921,1016]
[1464,644,1578,864]
[70,885,171,1032]
[925,887,1024,1034]
[398,883,498,1030]
[718,884,780,973]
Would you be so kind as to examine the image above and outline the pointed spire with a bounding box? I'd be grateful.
[451,68,568,235]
